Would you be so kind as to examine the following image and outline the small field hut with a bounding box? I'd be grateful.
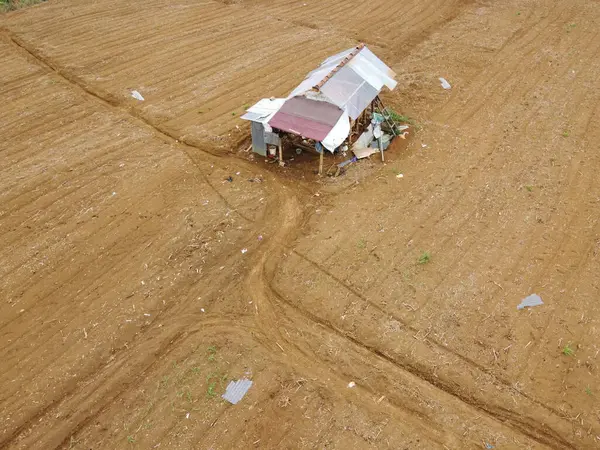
[241,43,399,173]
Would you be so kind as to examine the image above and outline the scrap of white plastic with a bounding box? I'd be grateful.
[222,379,253,405]
[439,78,452,90]
[373,123,382,139]
[517,294,544,310]
[131,90,145,101]
[321,111,350,153]
[352,124,374,150]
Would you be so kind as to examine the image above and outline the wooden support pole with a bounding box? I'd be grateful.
[319,149,325,176]
[316,141,325,176]
[278,142,284,167]
[319,149,324,176]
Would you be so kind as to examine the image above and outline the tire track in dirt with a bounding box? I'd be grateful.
[287,234,586,428]
[439,6,576,128]
[2,30,255,225]
[248,236,575,448]
[0,32,271,448]
[231,174,576,447]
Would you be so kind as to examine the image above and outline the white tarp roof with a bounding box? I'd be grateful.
[322,110,350,153]
[240,98,285,124]
[288,44,397,120]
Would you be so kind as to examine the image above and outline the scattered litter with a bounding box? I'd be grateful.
[338,156,357,168]
[222,378,253,404]
[439,77,452,90]
[112,192,117,196]
[369,134,392,150]
[185,412,190,419]
[257,235,263,241]
[241,248,248,254]
[396,173,404,179]
[201,308,205,313]
[353,147,380,159]
[517,293,544,310]
[144,313,151,317]
[236,171,241,175]
[296,148,303,155]
[131,90,145,101]
[421,143,428,148]
[225,176,233,182]
[347,381,356,388]
[484,444,494,449]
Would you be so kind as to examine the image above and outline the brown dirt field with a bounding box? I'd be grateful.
[1,0,600,449]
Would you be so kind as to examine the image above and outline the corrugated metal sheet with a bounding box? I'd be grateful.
[264,131,281,146]
[222,379,253,405]
[241,98,285,124]
[251,122,266,156]
[269,96,343,141]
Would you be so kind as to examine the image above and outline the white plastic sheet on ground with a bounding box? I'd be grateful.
[131,90,144,101]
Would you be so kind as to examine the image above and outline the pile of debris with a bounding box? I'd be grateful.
[241,43,405,175]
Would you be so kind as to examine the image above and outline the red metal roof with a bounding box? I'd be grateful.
[268,96,343,141]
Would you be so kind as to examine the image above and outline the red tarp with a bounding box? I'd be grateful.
[268,96,343,141]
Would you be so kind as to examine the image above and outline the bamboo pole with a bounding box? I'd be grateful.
[278,142,283,166]
[319,149,324,176]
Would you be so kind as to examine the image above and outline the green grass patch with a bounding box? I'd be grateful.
[206,381,217,397]
[1,0,46,12]
[207,345,217,362]
[418,251,431,265]
[385,108,419,128]
[562,343,575,356]
[205,372,228,399]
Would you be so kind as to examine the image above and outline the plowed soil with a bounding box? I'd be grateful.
[1,0,600,448]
